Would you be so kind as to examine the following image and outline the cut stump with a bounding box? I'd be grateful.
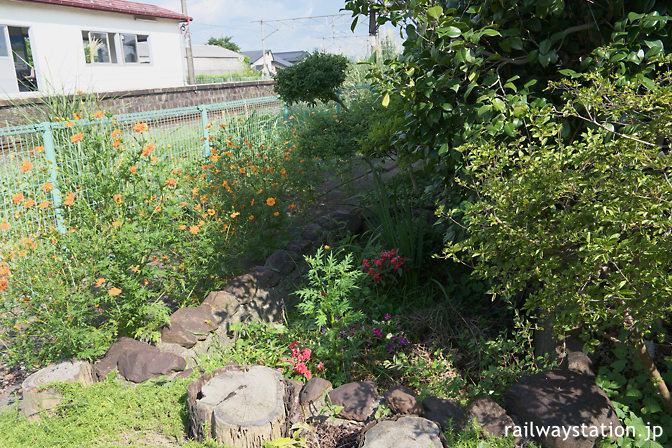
[187,365,288,448]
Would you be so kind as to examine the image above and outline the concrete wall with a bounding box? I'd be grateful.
[0,0,186,97]
[192,57,245,76]
[0,80,275,126]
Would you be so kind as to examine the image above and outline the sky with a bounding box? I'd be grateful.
[143,0,400,58]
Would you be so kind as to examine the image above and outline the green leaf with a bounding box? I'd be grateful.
[427,6,443,20]
[382,92,390,107]
[481,28,501,37]
[443,26,461,38]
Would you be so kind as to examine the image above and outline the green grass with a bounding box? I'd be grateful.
[0,374,234,448]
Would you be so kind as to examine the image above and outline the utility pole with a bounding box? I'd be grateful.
[261,20,268,77]
[181,0,195,85]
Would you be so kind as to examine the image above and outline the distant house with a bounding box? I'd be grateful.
[190,45,245,76]
[242,50,308,75]
[0,0,190,98]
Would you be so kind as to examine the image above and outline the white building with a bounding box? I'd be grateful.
[190,45,245,76]
[0,0,190,98]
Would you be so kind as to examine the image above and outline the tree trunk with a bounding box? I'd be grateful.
[634,336,672,414]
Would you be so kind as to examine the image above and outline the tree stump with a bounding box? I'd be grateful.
[187,365,289,447]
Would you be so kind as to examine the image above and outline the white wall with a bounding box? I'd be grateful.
[0,0,186,98]
[193,57,245,76]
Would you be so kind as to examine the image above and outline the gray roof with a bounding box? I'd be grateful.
[242,50,308,66]
[241,50,265,62]
[192,45,243,59]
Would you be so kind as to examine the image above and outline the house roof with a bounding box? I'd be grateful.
[274,51,308,64]
[241,50,266,63]
[18,0,190,21]
[192,45,242,59]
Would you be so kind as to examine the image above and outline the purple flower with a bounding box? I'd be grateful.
[373,328,383,338]
[384,313,392,320]
[386,343,395,354]
[398,337,408,346]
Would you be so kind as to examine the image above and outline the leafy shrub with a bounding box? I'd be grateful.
[274,52,349,110]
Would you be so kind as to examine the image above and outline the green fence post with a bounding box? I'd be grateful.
[283,104,289,122]
[39,122,66,233]
[198,106,210,158]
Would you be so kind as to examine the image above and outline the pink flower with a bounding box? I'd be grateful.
[305,370,312,379]
[317,362,324,370]
[374,259,383,268]
[373,328,383,338]
[290,341,298,350]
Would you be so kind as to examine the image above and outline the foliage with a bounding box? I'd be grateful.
[295,247,363,329]
[0,104,316,367]
[274,52,349,110]
[207,36,241,53]
[344,0,672,177]
[597,342,672,448]
[0,374,209,447]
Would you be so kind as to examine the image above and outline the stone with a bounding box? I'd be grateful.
[360,416,443,448]
[301,223,324,241]
[188,365,288,447]
[19,360,93,420]
[285,240,312,255]
[250,266,281,288]
[161,305,218,348]
[422,397,465,429]
[328,381,378,422]
[504,370,621,448]
[264,250,297,275]
[566,351,594,376]
[464,398,519,442]
[384,386,422,415]
[117,349,186,383]
[285,378,305,425]
[221,273,259,300]
[93,337,158,381]
[300,377,333,406]
[320,209,363,235]
[202,290,241,325]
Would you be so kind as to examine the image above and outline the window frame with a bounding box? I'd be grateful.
[82,30,152,65]
[0,25,10,58]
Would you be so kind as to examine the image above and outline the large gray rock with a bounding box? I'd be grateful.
[504,370,621,448]
[360,416,443,448]
[384,386,422,416]
[202,290,241,325]
[264,250,297,275]
[250,266,281,288]
[422,397,465,430]
[117,349,186,383]
[464,398,519,442]
[188,365,288,447]
[300,377,333,406]
[93,337,157,381]
[19,360,93,420]
[161,305,218,348]
[328,381,378,422]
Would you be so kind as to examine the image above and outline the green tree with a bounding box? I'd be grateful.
[207,36,240,52]
[273,51,350,111]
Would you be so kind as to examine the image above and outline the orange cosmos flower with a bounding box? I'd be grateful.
[130,166,137,173]
[151,157,159,163]
[110,129,122,138]
[266,197,276,206]
[133,122,148,133]
[131,265,140,272]
[70,133,84,143]
[189,225,199,235]
[0,266,9,277]
[250,198,254,207]
[76,90,84,94]
[34,146,44,153]
[24,199,35,209]
[230,212,240,218]
[38,201,51,209]
[63,121,74,128]
[239,167,246,174]
[288,204,296,210]
[274,211,280,217]
[179,224,187,230]
[95,278,106,287]
[248,215,254,220]
[93,110,104,119]
[64,192,76,206]
[0,221,10,230]
[108,287,122,296]
[112,139,121,148]
[257,188,263,195]
[153,205,161,213]
[112,221,121,227]
[0,278,8,291]
[207,209,215,216]
[141,143,155,157]
[73,113,82,120]
[43,182,53,192]
[113,194,122,204]
[12,192,24,204]
[165,178,177,187]
[19,160,33,173]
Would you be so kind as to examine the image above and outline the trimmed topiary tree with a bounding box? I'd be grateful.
[273,51,350,111]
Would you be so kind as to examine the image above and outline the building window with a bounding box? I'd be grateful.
[121,34,150,64]
[82,31,119,64]
[0,26,8,57]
